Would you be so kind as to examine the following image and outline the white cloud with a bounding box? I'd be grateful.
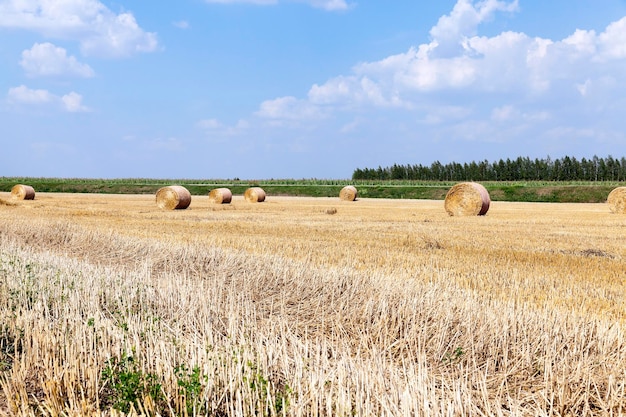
[0,0,158,58]
[173,20,190,29]
[491,105,519,122]
[197,118,250,138]
[262,0,626,121]
[562,29,597,57]
[7,85,54,104]
[598,17,626,60]
[308,75,407,108]
[7,85,90,112]
[197,119,223,129]
[20,42,95,77]
[204,0,278,4]
[303,0,352,11]
[61,91,89,112]
[308,76,356,104]
[422,105,473,125]
[203,0,353,10]
[235,0,626,168]
[429,0,519,57]
[256,96,325,123]
[146,137,184,151]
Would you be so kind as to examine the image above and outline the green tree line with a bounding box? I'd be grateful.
[352,155,626,182]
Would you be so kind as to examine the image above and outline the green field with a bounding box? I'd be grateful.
[1,177,623,203]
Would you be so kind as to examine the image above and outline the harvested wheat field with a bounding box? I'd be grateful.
[0,192,625,416]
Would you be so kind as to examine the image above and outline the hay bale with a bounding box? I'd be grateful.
[11,184,35,200]
[444,182,490,216]
[244,187,266,203]
[607,187,626,214]
[208,188,232,204]
[339,185,358,201]
[155,185,191,210]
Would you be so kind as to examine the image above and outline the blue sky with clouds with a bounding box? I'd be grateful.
[2,0,626,179]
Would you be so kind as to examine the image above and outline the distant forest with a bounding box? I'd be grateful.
[352,155,626,182]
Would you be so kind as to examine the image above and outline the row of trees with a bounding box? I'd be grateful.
[352,156,626,182]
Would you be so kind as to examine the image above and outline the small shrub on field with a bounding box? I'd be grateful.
[442,347,465,364]
[244,360,294,415]
[101,350,163,413]
[175,364,208,416]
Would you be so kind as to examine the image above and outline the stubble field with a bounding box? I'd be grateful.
[0,192,625,416]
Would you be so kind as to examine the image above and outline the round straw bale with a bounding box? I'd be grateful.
[607,187,626,214]
[244,187,266,203]
[155,185,191,210]
[208,187,232,204]
[444,182,490,216]
[339,185,358,201]
[11,184,35,200]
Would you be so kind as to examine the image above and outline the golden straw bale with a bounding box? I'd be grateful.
[11,184,35,200]
[339,185,358,201]
[155,185,191,210]
[208,188,233,204]
[607,187,626,214]
[444,182,491,216]
[244,187,266,203]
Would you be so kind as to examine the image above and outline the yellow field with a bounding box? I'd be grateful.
[4,192,624,320]
[0,192,625,415]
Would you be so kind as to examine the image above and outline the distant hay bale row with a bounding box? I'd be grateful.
[444,182,490,216]
[340,185,358,201]
[608,187,626,214]
[8,182,625,216]
[155,186,267,210]
[244,187,266,203]
[156,185,192,210]
[11,184,35,200]
[155,185,364,209]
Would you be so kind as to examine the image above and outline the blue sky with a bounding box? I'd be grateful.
[2,0,626,179]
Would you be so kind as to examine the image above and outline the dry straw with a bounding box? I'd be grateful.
[208,188,233,204]
[607,187,626,214]
[244,187,266,203]
[444,182,491,216]
[155,185,191,210]
[11,184,35,200]
[339,185,358,201]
